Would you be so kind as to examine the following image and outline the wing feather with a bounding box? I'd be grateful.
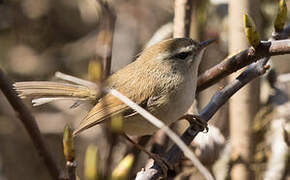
[73,59,160,136]
[73,94,131,136]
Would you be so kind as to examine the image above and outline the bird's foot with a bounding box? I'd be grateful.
[122,134,172,177]
[148,152,174,178]
[179,114,208,132]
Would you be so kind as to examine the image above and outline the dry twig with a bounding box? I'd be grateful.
[0,69,61,179]
[197,33,290,92]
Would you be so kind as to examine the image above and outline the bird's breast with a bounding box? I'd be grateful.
[122,73,196,136]
[157,74,196,125]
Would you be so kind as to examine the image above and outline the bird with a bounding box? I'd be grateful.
[14,37,214,137]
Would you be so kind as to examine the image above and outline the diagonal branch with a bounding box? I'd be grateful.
[197,25,290,92]
[0,69,61,180]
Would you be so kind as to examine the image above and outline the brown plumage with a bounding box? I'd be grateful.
[13,38,214,136]
[74,38,204,136]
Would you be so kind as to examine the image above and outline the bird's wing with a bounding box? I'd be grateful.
[73,61,160,136]
[73,94,132,136]
[73,92,152,136]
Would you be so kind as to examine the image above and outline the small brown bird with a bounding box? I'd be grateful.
[14,38,214,136]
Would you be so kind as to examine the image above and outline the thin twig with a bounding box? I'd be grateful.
[66,161,77,180]
[126,135,151,179]
[97,1,117,177]
[0,69,61,180]
[101,1,116,77]
[55,72,98,88]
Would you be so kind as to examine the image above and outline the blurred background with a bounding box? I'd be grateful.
[0,0,289,179]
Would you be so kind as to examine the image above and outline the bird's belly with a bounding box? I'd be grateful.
[122,114,159,136]
[123,80,195,136]
[160,84,195,124]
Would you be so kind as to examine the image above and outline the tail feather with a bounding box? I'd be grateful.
[31,97,88,106]
[13,81,101,105]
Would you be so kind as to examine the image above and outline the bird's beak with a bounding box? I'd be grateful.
[198,38,216,50]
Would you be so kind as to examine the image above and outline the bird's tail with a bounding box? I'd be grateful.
[14,81,101,106]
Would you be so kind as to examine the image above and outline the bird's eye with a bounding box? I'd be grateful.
[174,52,191,60]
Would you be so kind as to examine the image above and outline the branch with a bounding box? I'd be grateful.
[197,25,290,92]
[0,69,61,179]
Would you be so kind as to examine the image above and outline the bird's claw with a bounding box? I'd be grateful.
[180,114,209,132]
[122,134,172,178]
[150,153,173,178]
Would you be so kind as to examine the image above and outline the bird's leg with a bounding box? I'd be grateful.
[179,114,209,132]
[122,133,173,177]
